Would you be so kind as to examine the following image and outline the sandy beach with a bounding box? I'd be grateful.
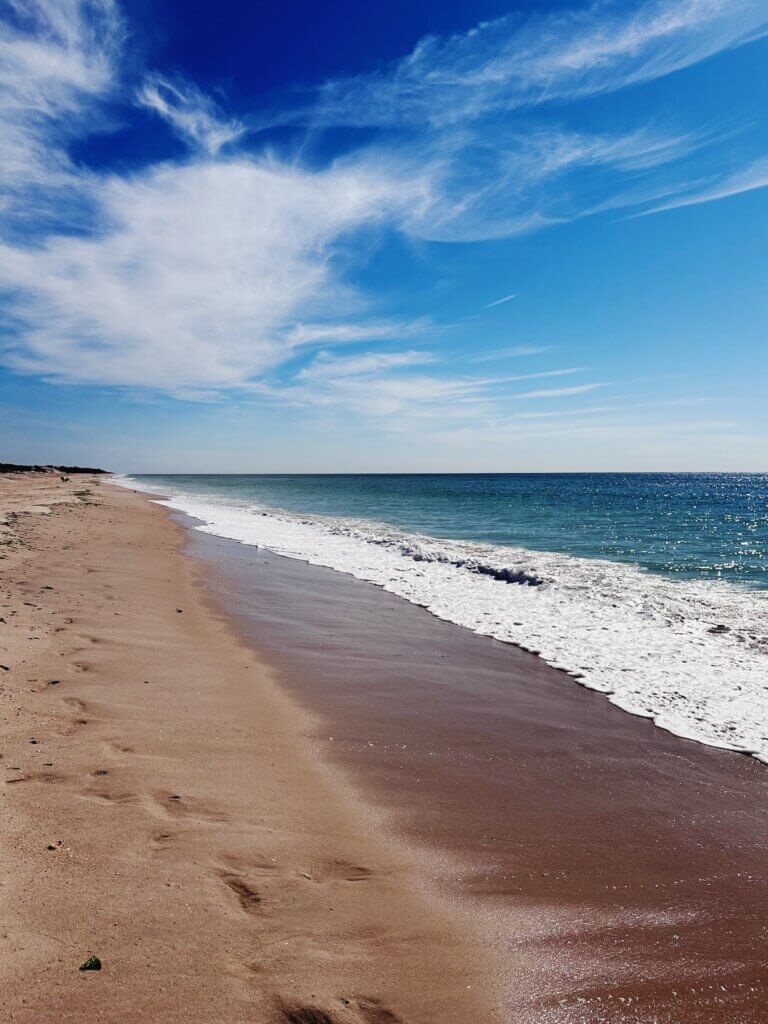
[0,474,497,1024]
[2,473,767,1024]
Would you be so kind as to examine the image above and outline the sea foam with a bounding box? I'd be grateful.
[117,476,768,764]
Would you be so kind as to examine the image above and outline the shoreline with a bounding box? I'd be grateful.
[117,475,768,765]
[181,501,768,1022]
[0,474,499,1023]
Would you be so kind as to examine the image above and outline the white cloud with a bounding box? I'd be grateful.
[260,347,499,417]
[0,158,419,393]
[483,292,517,309]
[391,122,710,241]
[299,372,491,418]
[472,345,551,362]
[5,19,674,393]
[283,0,768,129]
[137,75,244,154]
[283,319,427,348]
[497,368,584,384]
[0,1,118,172]
[259,354,592,421]
[243,1,766,242]
[297,350,434,380]
[634,155,768,214]
[514,382,606,399]
[0,0,120,205]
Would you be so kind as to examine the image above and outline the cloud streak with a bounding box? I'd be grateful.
[483,292,517,309]
[275,0,767,129]
[0,0,121,220]
[138,75,245,153]
[633,155,768,215]
[472,346,551,362]
[513,382,605,399]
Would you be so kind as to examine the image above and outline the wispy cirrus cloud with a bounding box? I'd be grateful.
[270,0,768,130]
[137,75,245,154]
[0,0,121,216]
[396,121,712,240]
[632,154,768,214]
[514,382,606,399]
[296,349,435,381]
[257,351,597,421]
[263,359,496,418]
[472,346,552,362]
[250,0,767,244]
[483,292,517,309]
[283,319,429,348]
[497,368,584,384]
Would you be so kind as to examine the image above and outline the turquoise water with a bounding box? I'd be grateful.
[134,472,768,589]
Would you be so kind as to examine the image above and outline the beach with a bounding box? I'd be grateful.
[2,473,767,1023]
[0,474,496,1024]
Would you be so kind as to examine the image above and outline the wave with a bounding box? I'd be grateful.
[115,475,768,765]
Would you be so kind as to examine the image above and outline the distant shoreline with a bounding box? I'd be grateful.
[0,462,108,475]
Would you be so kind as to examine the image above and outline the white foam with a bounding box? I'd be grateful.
[115,475,768,763]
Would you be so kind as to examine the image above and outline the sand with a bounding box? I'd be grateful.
[0,474,499,1024]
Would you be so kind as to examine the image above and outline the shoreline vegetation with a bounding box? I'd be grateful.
[0,463,108,475]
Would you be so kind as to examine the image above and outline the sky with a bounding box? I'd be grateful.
[1,0,767,472]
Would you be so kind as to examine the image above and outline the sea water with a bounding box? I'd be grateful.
[116,473,768,762]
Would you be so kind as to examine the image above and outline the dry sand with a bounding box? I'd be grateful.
[0,474,499,1024]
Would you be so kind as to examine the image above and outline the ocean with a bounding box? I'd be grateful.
[118,472,768,762]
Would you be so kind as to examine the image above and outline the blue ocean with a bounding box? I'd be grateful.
[132,472,768,588]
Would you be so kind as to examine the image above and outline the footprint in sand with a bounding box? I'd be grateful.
[149,829,180,852]
[60,696,93,733]
[104,740,134,755]
[78,787,140,807]
[303,860,374,884]
[355,998,405,1024]
[6,769,67,786]
[279,1005,336,1024]
[278,999,404,1024]
[219,872,262,914]
[218,852,278,876]
[148,790,230,824]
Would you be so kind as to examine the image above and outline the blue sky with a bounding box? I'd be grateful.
[1,0,767,471]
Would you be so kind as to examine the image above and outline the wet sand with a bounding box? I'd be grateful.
[186,523,768,1024]
[0,475,499,1024]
